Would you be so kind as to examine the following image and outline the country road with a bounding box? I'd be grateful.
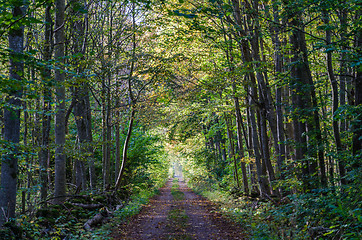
[113,177,246,240]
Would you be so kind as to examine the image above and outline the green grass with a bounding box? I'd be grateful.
[165,178,191,239]
[171,179,185,201]
[166,208,191,240]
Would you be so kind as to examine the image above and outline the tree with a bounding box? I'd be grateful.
[0,1,25,226]
[54,0,66,203]
[352,10,362,160]
[39,1,52,203]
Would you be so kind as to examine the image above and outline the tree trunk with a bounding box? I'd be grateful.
[0,3,24,226]
[272,4,286,176]
[115,104,121,183]
[247,1,276,194]
[259,102,276,191]
[71,1,93,191]
[230,0,270,196]
[224,113,240,188]
[234,95,249,194]
[352,14,362,160]
[39,3,52,204]
[114,109,135,190]
[246,99,258,193]
[114,3,137,190]
[215,118,227,162]
[338,9,348,134]
[54,0,66,203]
[249,85,269,196]
[323,13,345,185]
[284,1,318,190]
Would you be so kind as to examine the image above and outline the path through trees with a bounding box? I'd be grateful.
[114,178,246,240]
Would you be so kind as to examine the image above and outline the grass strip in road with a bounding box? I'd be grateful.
[165,179,191,240]
[171,179,185,201]
[167,208,189,231]
[166,207,191,240]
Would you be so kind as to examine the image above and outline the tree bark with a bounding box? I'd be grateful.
[323,12,345,185]
[234,95,249,194]
[247,0,276,193]
[114,109,135,190]
[352,13,362,161]
[115,103,121,183]
[54,0,66,203]
[284,0,318,190]
[272,4,286,177]
[114,2,138,190]
[39,3,52,204]
[0,2,24,226]
[71,1,93,191]
[224,113,240,188]
[248,85,269,196]
[230,0,270,196]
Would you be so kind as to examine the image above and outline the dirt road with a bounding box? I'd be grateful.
[113,177,246,239]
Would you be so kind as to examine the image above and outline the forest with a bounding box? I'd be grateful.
[0,0,361,239]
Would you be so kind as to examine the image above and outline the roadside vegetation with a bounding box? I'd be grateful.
[176,140,362,239]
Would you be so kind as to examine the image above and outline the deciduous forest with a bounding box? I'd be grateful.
[0,0,361,239]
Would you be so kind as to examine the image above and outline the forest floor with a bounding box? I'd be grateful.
[112,177,247,240]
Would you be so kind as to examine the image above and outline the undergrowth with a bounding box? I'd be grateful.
[2,179,168,240]
[186,175,362,240]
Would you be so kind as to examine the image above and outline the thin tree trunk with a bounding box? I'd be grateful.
[234,95,249,194]
[249,86,269,196]
[339,9,348,134]
[106,76,112,185]
[224,113,240,188]
[248,1,276,194]
[114,3,137,190]
[39,3,52,204]
[114,109,135,190]
[215,118,227,162]
[323,13,345,186]
[115,99,121,183]
[102,82,109,189]
[246,100,258,193]
[22,101,28,214]
[54,0,67,203]
[259,102,275,191]
[115,122,121,182]
[272,4,286,177]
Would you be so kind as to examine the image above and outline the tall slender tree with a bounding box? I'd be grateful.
[39,2,53,203]
[54,0,66,203]
[0,1,25,226]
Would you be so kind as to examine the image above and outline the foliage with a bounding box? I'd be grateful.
[179,141,362,239]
